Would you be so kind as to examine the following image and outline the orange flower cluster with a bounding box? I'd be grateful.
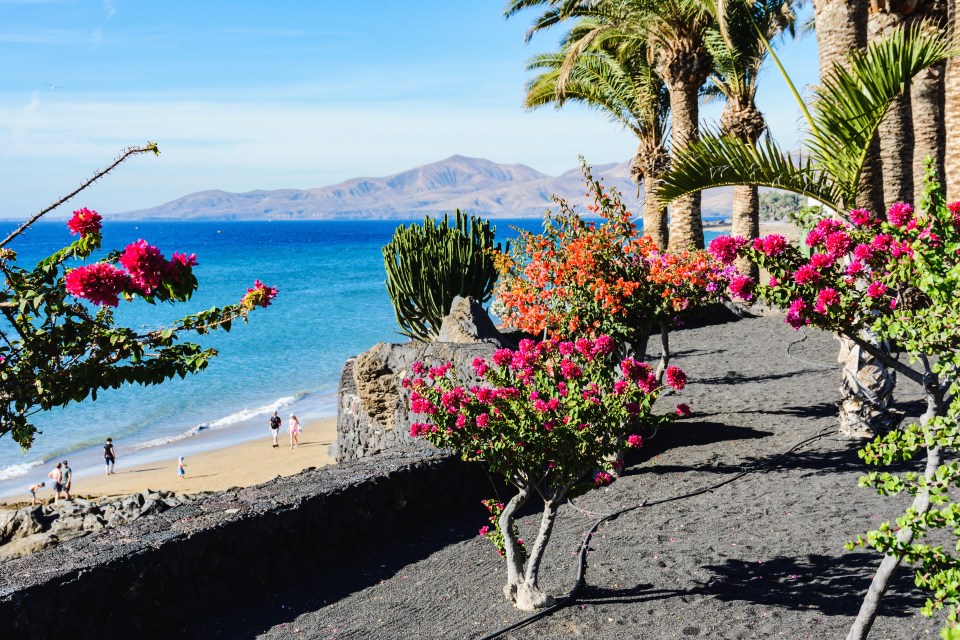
[494,167,732,345]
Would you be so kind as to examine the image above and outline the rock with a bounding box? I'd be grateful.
[49,514,86,535]
[82,513,106,531]
[436,296,505,344]
[0,531,58,559]
[335,338,508,462]
[138,498,164,518]
[0,507,44,544]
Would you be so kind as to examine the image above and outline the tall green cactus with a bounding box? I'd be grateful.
[383,211,508,341]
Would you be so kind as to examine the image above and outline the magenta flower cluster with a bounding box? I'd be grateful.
[66,208,103,238]
[724,199,960,332]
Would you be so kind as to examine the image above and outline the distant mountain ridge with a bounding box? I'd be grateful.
[118,154,738,220]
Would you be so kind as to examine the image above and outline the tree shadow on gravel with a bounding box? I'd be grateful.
[697,553,925,618]
[623,421,772,475]
[693,369,827,386]
[574,553,924,619]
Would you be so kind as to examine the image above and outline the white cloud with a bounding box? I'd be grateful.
[102,0,115,18]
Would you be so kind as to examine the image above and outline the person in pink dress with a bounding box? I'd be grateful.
[289,414,301,449]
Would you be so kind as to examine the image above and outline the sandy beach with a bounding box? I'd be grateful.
[1,417,337,507]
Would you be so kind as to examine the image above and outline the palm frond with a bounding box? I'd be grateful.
[807,22,956,204]
[655,132,844,210]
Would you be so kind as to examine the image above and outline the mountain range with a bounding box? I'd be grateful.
[118,155,739,220]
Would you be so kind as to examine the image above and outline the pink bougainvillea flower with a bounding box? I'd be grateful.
[769,276,779,287]
[708,235,746,265]
[786,299,808,329]
[867,281,887,298]
[814,287,841,313]
[728,275,755,301]
[66,207,102,238]
[594,471,613,486]
[240,279,279,309]
[793,264,821,286]
[849,208,874,226]
[626,434,644,448]
[756,234,788,257]
[665,366,686,391]
[853,244,875,261]
[593,335,616,356]
[472,357,488,376]
[809,253,835,270]
[675,403,692,417]
[824,231,852,257]
[886,202,914,228]
[119,239,169,294]
[64,262,131,307]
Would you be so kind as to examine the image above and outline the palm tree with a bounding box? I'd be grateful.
[812,0,886,213]
[506,0,714,251]
[869,2,917,208]
[909,1,946,207]
[701,0,798,278]
[653,25,953,439]
[523,29,671,247]
[946,0,960,200]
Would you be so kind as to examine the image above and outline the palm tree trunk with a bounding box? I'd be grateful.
[836,331,899,437]
[911,2,946,205]
[720,100,765,279]
[945,0,960,200]
[631,144,670,249]
[731,185,760,278]
[813,0,868,71]
[642,169,669,249]
[666,83,703,251]
[870,4,914,209]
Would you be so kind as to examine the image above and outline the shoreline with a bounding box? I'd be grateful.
[1,416,337,507]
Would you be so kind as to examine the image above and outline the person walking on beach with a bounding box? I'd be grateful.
[48,463,62,504]
[178,456,186,479]
[269,411,281,448]
[104,437,116,475]
[60,460,72,500]
[27,481,45,506]
[289,414,301,449]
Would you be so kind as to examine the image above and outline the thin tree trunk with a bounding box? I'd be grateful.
[945,0,960,200]
[911,2,946,205]
[666,83,703,251]
[515,494,564,611]
[731,185,760,279]
[846,372,943,639]
[655,320,670,383]
[870,5,914,209]
[499,483,530,603]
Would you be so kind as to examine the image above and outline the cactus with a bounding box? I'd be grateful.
[383,211,508,342]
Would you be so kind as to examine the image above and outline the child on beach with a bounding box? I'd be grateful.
[178,456,186,479]
[289,414,301,449]
[28,481,45,506]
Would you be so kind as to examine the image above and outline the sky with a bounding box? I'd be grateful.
[0,0,821,218]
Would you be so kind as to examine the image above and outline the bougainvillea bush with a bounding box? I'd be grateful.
[493,164,735,373]
[0,144,276,449]
[406,334,689,610]
[712,168,960,639]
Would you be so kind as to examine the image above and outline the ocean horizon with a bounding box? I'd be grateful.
[0,218,723,498]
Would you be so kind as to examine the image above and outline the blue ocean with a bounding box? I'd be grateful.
[0,218,722,496]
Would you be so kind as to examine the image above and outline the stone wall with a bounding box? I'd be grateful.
[0,448,487,640]
[333,340,504,463]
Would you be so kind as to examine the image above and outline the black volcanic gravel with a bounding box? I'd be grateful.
[188,316,943,639]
